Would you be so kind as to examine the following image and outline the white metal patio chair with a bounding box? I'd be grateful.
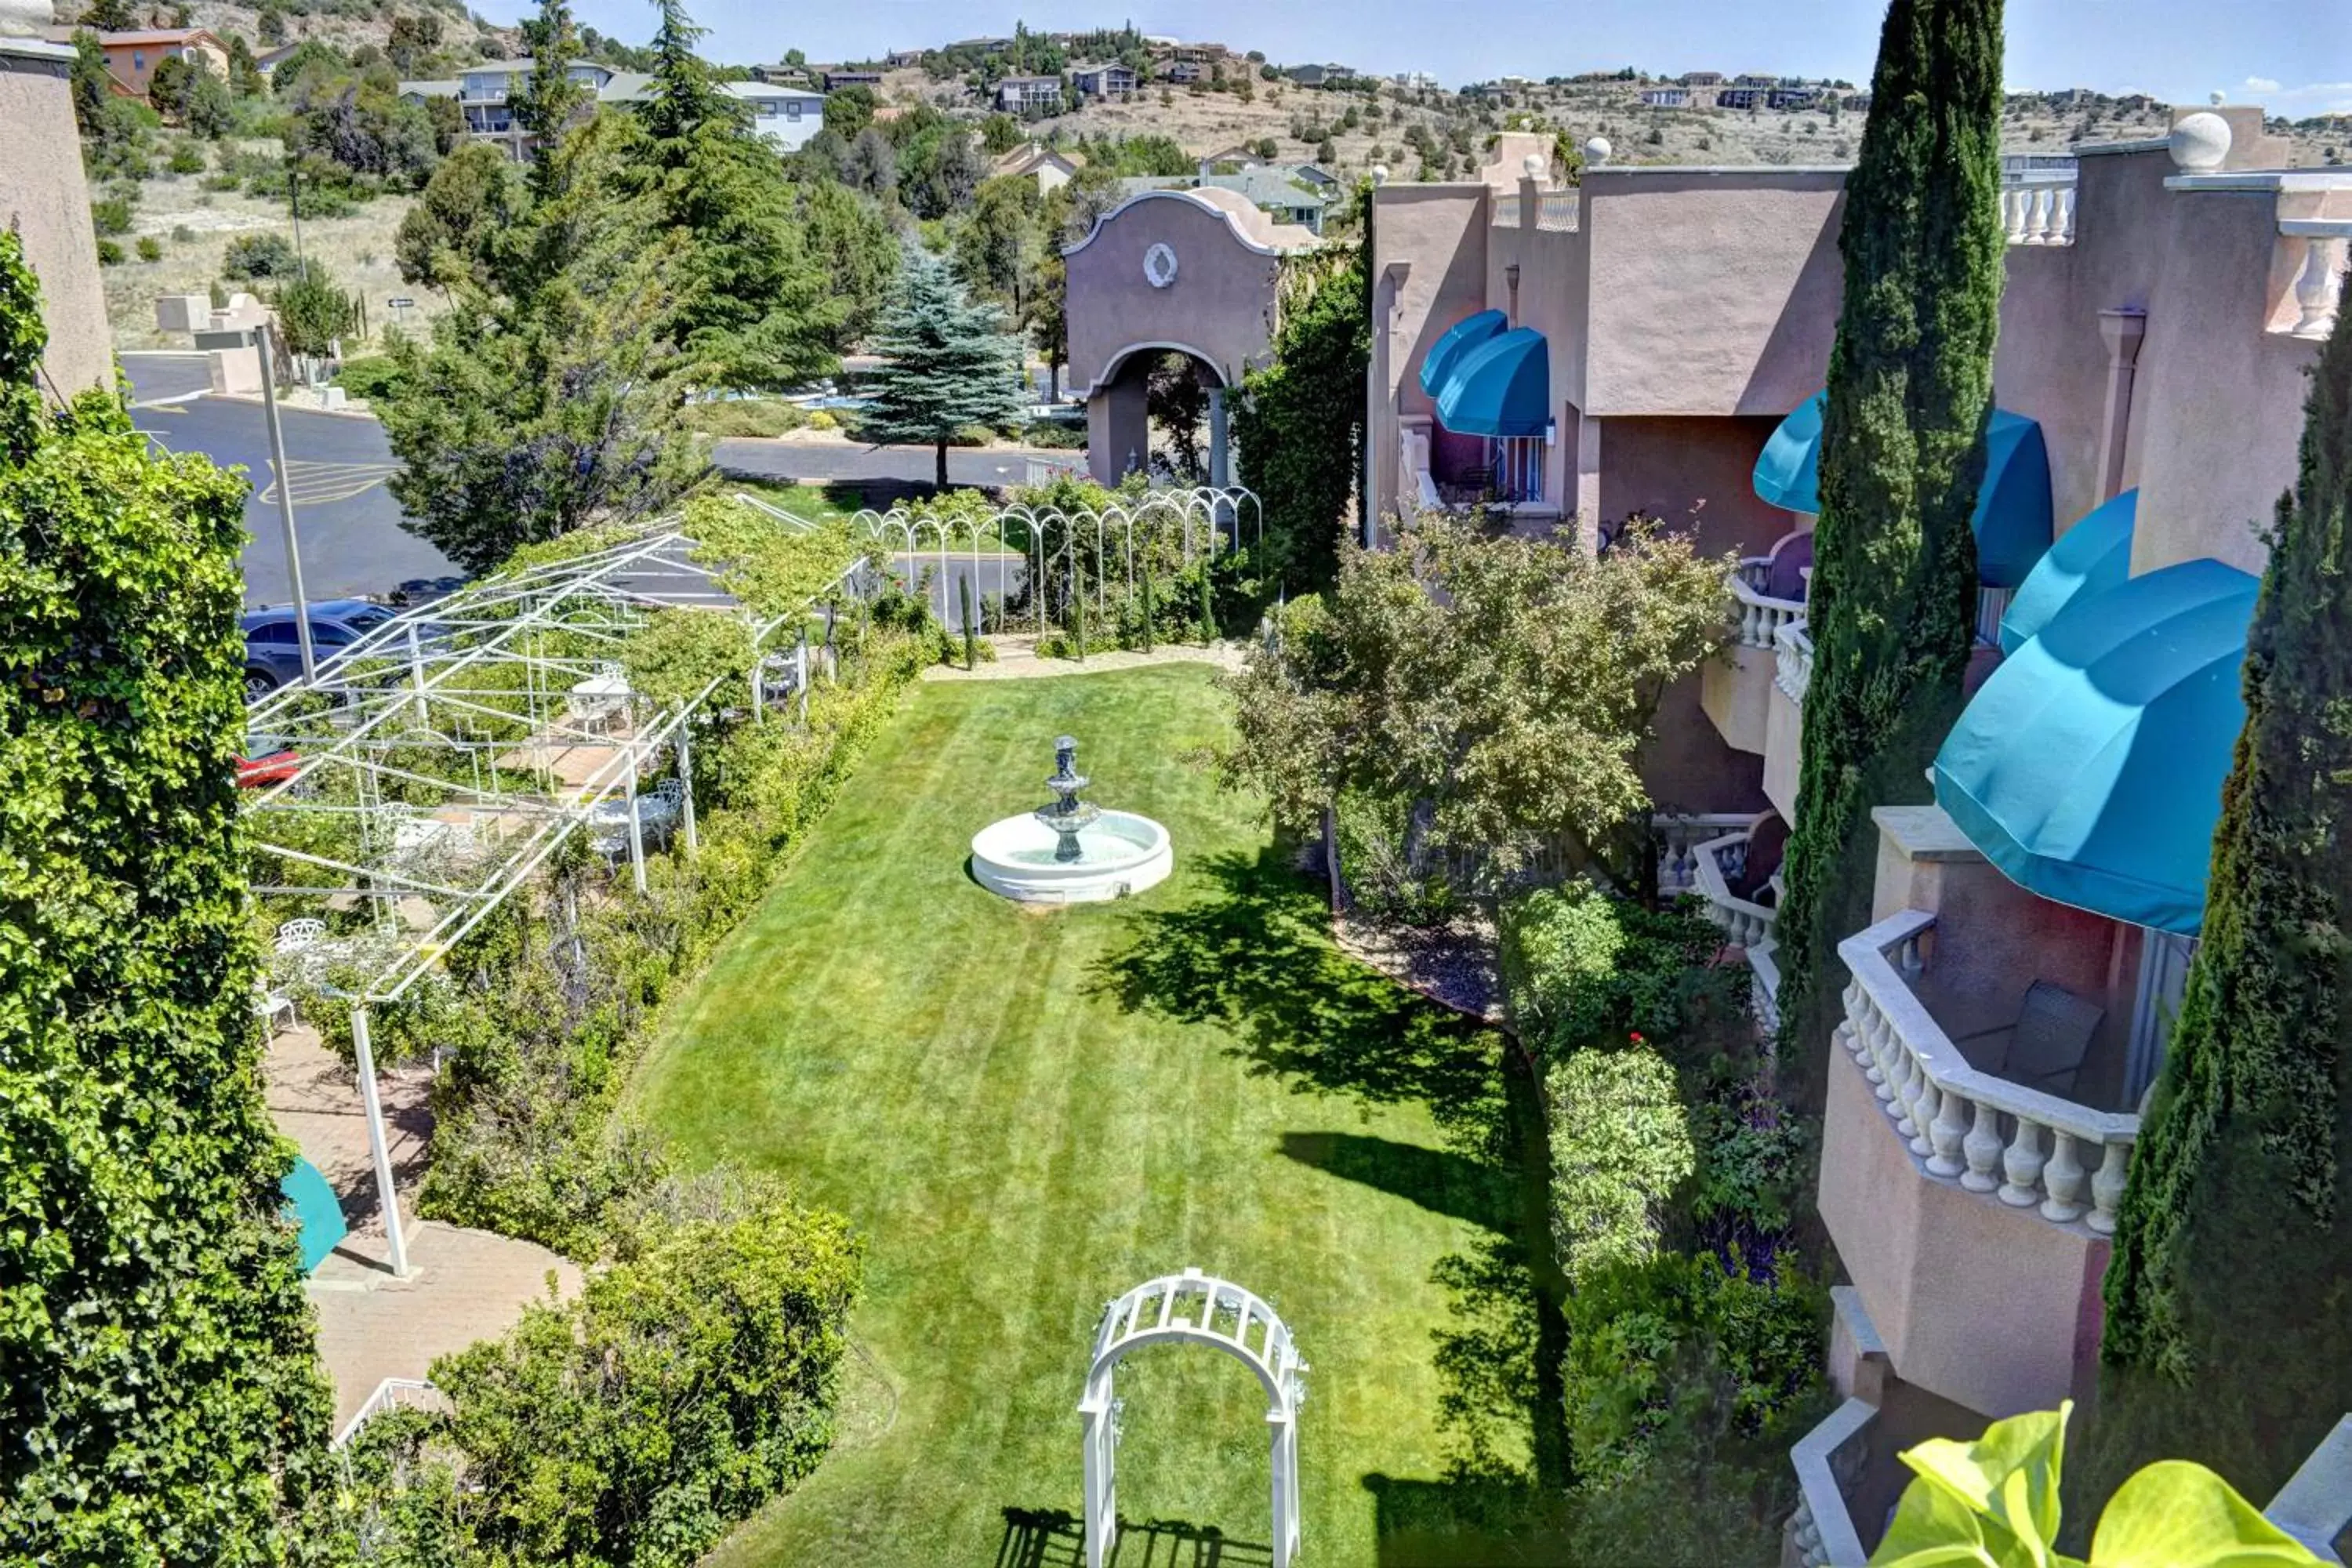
[274,917,327,955]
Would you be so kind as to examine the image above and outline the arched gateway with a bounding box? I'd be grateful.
[1079,1268,1307,1567]
[1062,188,1320,488]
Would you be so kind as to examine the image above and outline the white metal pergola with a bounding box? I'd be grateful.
[1080,1267,1306,1567]
[242,523,884,1276]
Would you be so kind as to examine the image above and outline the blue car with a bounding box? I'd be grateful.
[241,599,397,699]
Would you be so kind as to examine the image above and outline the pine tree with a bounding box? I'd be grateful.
[862,247,1026,491]
[1767,0,2005,1107]
[2084,292,2352,1508]
[0,231,333,1559]
[514,0,587,190]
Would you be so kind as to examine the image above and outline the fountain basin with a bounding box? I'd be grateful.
[971,810,1173,904]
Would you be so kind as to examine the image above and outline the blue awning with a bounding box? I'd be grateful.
[1933,557,2259,935]
[281,1156,347,1273]
[1751,391,2056,587]
[1418,309,1507,398]
[1435,326,1550,440]
[2000,489,2137,655]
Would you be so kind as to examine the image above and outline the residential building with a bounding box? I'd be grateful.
[1768,85,1820,110]
[1359,105,2350,1564]
[46,27,227,100]
[750,61,815,86]
[1291,163,1340,191]
[821,67,880,90]
[1160,60,1204,85]
[886,49,925,67]
[596,72,826,151]
[1394,71,1439,91]
[1679,70,1726,85]
[1640,87,1693,107]
[1716,86,1766,109]
[997,74,1065,114]
[444,56,615,159]
[397,79,458,107]
[1289,63,1354,88]
[992,142,1080,193]
[1070,62,1137,100]
[1117,165,1330,236]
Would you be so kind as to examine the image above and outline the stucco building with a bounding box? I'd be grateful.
[46,25,227,100]
[2,33,111,400]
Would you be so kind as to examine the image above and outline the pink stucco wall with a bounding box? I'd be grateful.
[1,45,112,401]
[1064,191,1282,398]
[1370,183,1490,517]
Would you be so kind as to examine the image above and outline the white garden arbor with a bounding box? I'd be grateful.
[1080,1267,1306,1568]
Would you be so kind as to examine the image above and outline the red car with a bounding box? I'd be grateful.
[235,750,302,789]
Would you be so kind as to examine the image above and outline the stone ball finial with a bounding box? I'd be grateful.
[1370,163,1389,186]
[1521,152,1547,180]
[1583,136,1612,167]
[2168,111,2232,172]
[2208,89,2227,106]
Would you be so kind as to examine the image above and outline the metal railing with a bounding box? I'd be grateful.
[332,1377,446,1449]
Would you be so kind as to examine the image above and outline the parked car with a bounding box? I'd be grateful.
[241,599,397,699]
[234,749,302,788]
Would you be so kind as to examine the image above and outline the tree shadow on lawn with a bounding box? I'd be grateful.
[1095,847,1575,1551]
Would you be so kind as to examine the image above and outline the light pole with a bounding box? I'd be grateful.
[253,322,316,683]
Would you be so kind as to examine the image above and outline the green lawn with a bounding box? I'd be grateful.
[633,665,1562,1566]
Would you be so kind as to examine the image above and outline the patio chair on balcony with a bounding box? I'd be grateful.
[1954,979,2103,1098]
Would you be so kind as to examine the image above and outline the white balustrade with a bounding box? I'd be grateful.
[1537,190,1578,231]
[1692,820,1777,949]
[1730,574,1806,651]
[1838,910,2136,1233]
[2000,172,2078,245]
[1775,619,1813,706]
[1490,194,1521,227]
[2278,220,2348,343]
[1787,1396,1877,1567]
[1653,811,1758,895]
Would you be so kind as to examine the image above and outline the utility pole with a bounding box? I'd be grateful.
[255,323,316,684]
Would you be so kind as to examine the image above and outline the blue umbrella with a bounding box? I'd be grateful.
[1751,391,2056,587]
[1999,489,2137,655]
[281,1156,348,1273]
[1934,557,2259,935]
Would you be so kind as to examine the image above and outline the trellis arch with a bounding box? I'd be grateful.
[1078,1267,1305,1568]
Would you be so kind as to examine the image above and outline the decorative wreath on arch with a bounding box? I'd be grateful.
[1142,243,1179,289]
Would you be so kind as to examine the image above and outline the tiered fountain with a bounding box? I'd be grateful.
[971,736,1172,904]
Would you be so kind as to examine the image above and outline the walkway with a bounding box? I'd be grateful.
[265,1026,580,1431]
[921,635,1245,682]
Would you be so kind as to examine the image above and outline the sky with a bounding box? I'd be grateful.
[470,0,2352,114]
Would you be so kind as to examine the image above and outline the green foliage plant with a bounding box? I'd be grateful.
[273,263,357,356]
[1232,229,1370,593]
[1545,1045,1694,1280]
[862,246,1027,490]
[1499,879,1740,1059]
[1869,1402,2320,1567]
[2087,258,2352,1506]
[0,230,334,1561]
[1769,0,2005,1109]
[960,574,978,669]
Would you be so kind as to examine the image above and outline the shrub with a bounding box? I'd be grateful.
[223,230,299,279]
[90,195,134,236]
[680,398,809,438]
[170,223,195,242]
[1333,786,1458,924]
[806,408,838,430]
[167,141,207,174]
[1498,878,1742,1060]
[1545,1045,1694,1281]
[325,1177,862,1566]
[135,235,163,262]
[95,238,124,265]
[332,353,405,401]
[1018,420,1087,449]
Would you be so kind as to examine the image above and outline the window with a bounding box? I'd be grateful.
[786,100,803,120]
[249,622,296,644]
[132,51,144,69]
[1490,437,1545,503]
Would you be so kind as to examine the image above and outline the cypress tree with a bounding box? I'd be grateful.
[1768,0,2005,1107]
[2084,293,2352,1506]
[0,234,332,1556]
[960,574,978,670]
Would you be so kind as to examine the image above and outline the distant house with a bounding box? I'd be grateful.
[996,74,1065,114]
[822,68,881,90]
[1716,87,1765,110]
[1288,63,1353,88]
[1290,162,1339,190]
[52,27,228,100]
[1678,70,1724,86]
[1160,60,1203,84]
[750,61,815,85]
[449,57,615,158]
[1118,166,1330,235]
[1767,86,1818,110]
[397,79,459,107]
[1070,62,1137,100]
[1640,87,1691,107]
[993,142,1080,193]
[886,49,925,67]
[1843,92,1874,112]
[1733,72,1775,86]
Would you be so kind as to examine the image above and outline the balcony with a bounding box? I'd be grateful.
[1999,165,2078,245]
[1700,539,1809,758]
[1764,619,1809,820]
[1686,811,1786,1031]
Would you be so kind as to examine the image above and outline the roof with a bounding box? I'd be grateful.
[993,143,1080,176]
[1120,168,1328,212]
[68,27,220,47]
[999,74,1062,87]
[1070,61,1129,74]
[398,79,459,98]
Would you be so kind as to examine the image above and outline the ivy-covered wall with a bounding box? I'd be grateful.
[0,232,333,1560]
